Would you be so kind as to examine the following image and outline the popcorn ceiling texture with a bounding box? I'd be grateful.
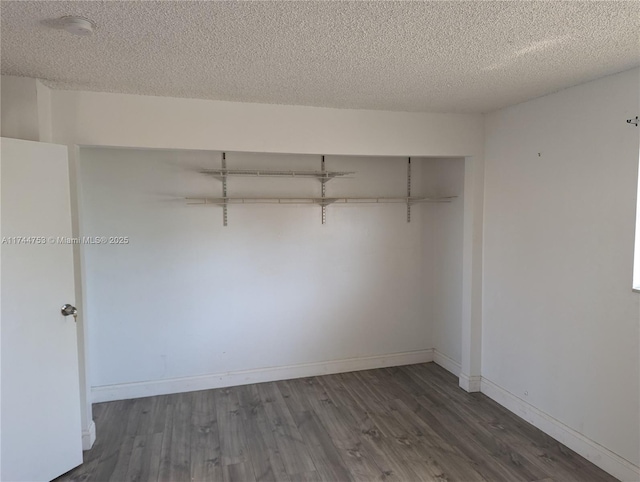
[1,1,638,113]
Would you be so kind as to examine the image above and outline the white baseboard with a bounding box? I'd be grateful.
[458,373,482,392]
[81,420,96,451]
[433,349,461,376]
[433,351,482,395]
[91,349,434,403]
[480,377,640,482]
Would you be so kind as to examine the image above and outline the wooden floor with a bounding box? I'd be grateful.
[56,363,617,482]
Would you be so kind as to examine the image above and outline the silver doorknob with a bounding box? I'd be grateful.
[61,304,78,319]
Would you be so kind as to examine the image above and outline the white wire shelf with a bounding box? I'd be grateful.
[200,168,354,180]
[194,155,455,225]
[186,196,456,206]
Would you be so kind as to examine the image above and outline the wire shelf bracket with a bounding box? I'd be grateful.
[321,156,327,224]
[221,153,228,226]
[407,157,412,223]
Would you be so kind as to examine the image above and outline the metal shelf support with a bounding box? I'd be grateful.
[222,152,228,226]
[407,157,412,223]
[321,156,326,224]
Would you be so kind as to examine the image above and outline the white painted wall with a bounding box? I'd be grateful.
[422,158,465,371]
[634,76,640,292]
[50,89,483,157]
[483,68,640,470]
[635,161,640,289]
[1,76,39,141]
[78,148,445,391]
[0,76,53,142]
[35,80,52,143]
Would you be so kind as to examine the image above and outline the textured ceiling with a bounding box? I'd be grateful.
[1,1,639,113]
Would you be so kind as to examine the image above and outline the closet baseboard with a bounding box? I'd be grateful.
[91,348,435,403]
[81,420,96,451]
[433,349,461,376]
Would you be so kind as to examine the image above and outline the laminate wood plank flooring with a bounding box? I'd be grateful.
[55,363,618,482]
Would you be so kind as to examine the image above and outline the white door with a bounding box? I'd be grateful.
[1,138,83,481]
